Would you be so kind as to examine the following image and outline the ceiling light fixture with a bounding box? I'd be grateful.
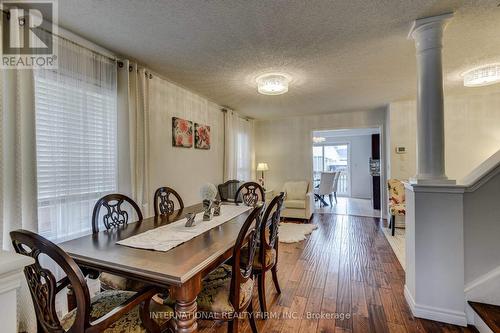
[312,136,326,143]
[462,64,500,87]
[256,73,290,95]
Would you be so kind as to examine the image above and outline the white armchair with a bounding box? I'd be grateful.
[281,181,314,221]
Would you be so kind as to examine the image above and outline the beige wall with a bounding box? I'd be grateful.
[148,77,224,208]
[255,109,387,215]
[388,92,500,182]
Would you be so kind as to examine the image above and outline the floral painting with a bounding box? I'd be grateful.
[195,123,211,149]
[172,117,193,148]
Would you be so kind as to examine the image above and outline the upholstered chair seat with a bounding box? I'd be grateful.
[389,203,406,216]
[240,247,276,269]
[154,264,254,318]
[99,272,147,291]
[197,264,254,315]
[61,290,173,332]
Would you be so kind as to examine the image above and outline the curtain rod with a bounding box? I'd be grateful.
[221,108,252,121]
[1,9,117,62]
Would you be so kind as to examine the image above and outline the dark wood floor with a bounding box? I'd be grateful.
[198,213,478,333]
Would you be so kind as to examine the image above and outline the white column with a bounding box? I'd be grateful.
[409,13,455,185]
[0,251,35,333]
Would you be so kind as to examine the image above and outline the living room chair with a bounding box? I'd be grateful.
[281,181,314,221]
[388,179,406,236]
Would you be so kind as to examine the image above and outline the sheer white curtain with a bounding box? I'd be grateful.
[117,60,151,216]
[224,109,255,181]
[34,34,117,243]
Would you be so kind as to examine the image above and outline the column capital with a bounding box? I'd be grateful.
[408,13,453,51]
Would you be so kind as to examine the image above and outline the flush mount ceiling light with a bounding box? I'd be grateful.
[256,73,291,95]
[462,64,500,87]
[312,136,326,143]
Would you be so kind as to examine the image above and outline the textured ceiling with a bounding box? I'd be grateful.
[57,0,500,119]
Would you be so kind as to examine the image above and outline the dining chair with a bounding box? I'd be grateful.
[196,204,264,333]
[153,186,184,216]
[91,193,146,292]
[10,229,173,333]
[155,205,264,332]
[218,179,241,202]
[313,172,336,206]
[234,182,265,207]
[245,192,285,315]
[332,171,341,203]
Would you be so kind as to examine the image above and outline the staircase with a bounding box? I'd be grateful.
[469,301,500,333]
[462,150,500,332]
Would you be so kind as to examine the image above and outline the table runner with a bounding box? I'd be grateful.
[116,204,252,252]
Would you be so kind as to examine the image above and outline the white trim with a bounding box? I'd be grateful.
[465,266,500,294]
[404,285,467,327]
[0,271,23,294]
[472,307,494,333]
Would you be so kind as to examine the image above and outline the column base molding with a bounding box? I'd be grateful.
[409,177,456,185]
[404,285,467,327]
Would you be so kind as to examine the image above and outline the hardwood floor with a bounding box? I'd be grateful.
[198,213,477,333]
[314,197,381,219]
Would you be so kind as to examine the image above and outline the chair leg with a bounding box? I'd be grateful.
[271,265,281,294]
[391,215,396,236]
[257,272,267,315]
[334,192,337,203]
[67,284,76,311]
[228,317,240,333]
[328,193,333,206]
[248,300,259,333]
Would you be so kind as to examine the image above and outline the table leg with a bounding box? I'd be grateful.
[171,276,201,333]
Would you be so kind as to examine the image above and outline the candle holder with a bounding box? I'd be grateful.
[213,200,221,216]
[203,199,213,221]
[185,212,196,227]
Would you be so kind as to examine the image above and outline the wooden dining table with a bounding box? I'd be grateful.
[59,203,254,333]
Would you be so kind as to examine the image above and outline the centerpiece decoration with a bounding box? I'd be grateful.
[200,183,218,221]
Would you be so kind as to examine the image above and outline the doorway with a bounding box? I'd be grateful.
[311,128,382,218]
[313,143,350,196]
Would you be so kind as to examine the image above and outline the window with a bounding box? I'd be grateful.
[35,38,117,242]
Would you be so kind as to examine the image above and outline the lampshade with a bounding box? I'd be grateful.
[256,163,269,171]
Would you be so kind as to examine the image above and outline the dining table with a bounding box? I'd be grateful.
[59,202,254,333]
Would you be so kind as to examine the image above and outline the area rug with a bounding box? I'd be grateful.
[279,223,318,243]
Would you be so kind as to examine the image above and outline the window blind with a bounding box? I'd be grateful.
[35,64,117,242]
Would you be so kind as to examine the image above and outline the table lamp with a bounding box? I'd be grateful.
[256,162,269,188]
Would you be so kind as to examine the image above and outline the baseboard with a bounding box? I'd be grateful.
[404,285,468,326]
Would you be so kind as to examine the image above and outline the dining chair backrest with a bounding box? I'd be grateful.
[332,171,341,192]
[317,172,336,196]
[10,230,91,333]
[217,180,241,202]
[260,192,285,254]
[230,204,264,312]
[92,193,143,234]
[153,186,184,216]
[234,182,265,207]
